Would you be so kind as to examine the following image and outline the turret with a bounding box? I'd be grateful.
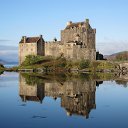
[85,19,89,29]
[40,35,42,39]
[22,36,26,43]
[66,21,72,26]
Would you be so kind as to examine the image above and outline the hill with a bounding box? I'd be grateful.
[104,51,128,61]
[0,59,6,64]
[0,59,18,65]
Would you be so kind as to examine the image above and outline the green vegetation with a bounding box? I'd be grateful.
[20,71,119,87]
[19,55,68,71]
[0,64,4,75]
[106,51,128,61]
[21,72,68,85]
[79,60,90,69]
[89,61,116,72]
[116,51,128,61]
[21,55,53,66]
[6,66,19,72]
[0,63,4,71]
[19,55,119,73]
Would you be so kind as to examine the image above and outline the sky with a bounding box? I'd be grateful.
[0,0,128,62]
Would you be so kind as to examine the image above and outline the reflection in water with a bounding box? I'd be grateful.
[1,71,128,128]
[19,73,99,118]
[19,72,128,119]
[115,72,128,87]
[32,115,47,119]
[19,74,45,103]
[0,71,4,75]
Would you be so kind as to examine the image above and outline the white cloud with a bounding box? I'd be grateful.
[96,40,128,55]
[0,45,18,62]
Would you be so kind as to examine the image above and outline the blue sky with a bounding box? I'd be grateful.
[0,0,128,61]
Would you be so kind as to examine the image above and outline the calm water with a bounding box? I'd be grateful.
[4,64,18,68]
[0,72,128,128]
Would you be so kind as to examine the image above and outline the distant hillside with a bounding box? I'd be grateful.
[104,51,128,61]
[0,59,6,64]
[0,58,18,65]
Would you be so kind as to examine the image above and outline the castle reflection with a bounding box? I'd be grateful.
[19,72,128,118]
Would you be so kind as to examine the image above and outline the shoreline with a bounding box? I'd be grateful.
[1,60,128,74]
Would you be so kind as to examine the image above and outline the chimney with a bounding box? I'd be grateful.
[85,19,89,24]
[22,36,26,43]
[85,19,89,29]
[40,35,42,39]
[66,21,72,26]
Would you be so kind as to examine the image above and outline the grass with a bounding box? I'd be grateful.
[15,55,122,73]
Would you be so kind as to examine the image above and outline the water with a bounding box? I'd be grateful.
[4,64,18,68]
[0,72,128,128]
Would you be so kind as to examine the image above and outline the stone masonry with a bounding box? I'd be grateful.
[19,35,45,64]
[19,19,96,64]
[19,73,96,118]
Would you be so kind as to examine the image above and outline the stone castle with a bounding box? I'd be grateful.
[19,73,96,118]
[19,19,96,64]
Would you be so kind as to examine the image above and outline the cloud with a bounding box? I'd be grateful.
[0,45,18,62]
[0,50,17,55]
[0,39,11,42]
[0,40,127,62]
[96,41,128,55]
[0,45,18,50]
[0,39,18,46]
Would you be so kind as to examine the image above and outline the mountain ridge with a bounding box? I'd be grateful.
[104,51,128,60]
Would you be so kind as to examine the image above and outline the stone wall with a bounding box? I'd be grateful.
[61,28,87,45]
[19,73,96,117]
[19,74,37,97]
[19,19,96,64]
[63,44,96,60]
[44,78,96,117]
[61,24,96,49]
[19,73,45,102]
[19,43,37,64]
[44,42,96,61]
[37,41,45,56]
[45,41,63,57]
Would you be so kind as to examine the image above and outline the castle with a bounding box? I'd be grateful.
[19,73,96,118]
[19,19,96,64]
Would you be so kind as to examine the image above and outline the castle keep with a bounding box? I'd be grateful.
[19,19,96,64]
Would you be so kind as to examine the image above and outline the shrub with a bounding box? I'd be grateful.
[91,61,101,70]
[21,55,52,66]
[79,60,90,69]
[116,51,128,61]
[66,60,73,68]
[0,63,4,70]
[56,58,67,67]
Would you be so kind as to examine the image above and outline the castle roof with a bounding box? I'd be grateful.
[66,22,85,29]
[20,95,44,102]
[19,36,44,43]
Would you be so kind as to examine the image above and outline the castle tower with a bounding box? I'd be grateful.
[19,35,45,65]
[61,19,96,60]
